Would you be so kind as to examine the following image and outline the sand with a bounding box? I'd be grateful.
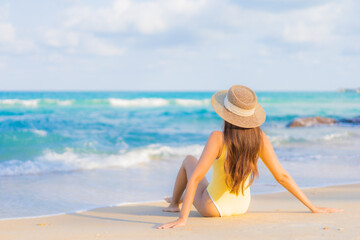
[1,183,359,240]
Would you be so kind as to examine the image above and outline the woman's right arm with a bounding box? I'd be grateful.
[259,132,343,213]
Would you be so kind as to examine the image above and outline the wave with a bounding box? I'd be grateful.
[267,129,358,147]
[108,98,169,107]
[43,99,74,106]
[108,98,210,107]
[0,99,73,107]
[0,98,211,108]
[174,99,210,106]
[30,129,47,137]
[0,144,203,176]
[323,133,344,141]
[0,99,40,107]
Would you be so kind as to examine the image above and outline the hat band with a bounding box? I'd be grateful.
[224,95,255,117]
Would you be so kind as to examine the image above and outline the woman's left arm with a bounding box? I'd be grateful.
[260,132,343,213]
[157,131,222,229]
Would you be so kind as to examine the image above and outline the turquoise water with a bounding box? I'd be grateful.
[0,91,360,219]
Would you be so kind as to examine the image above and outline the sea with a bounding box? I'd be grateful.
[0,91,359,219]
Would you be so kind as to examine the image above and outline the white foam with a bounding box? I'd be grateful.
[108,98,169,107]
[323,133,342,141]
[267,135,290,147]
[0,98,212,108]
[0,99,40,107]
[30,129,48,137]
[108,98,211,107]
[0,144,204,176]
[44,99,74,106]
[174,99,210,106]
[267,129,355,146]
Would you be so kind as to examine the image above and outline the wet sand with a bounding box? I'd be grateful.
[1,183,359,240]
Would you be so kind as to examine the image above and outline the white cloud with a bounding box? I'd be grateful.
[62,0,206,34]
[43,29,80,47]
[41,0,208,56]
[280,3,343,44]
[0,5,35,54]
[42,28,124,56]
[1,0,359,91]
[0,22,15,43]
[0,24,35,53]
[39,0,359,59]
[84,36,124,56]
[201,1,350,46]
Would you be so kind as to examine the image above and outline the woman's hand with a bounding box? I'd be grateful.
[311,206,344,213]
[157,218,187,229]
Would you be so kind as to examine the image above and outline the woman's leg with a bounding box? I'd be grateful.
[163,155,220,217]
[162,155,192,212]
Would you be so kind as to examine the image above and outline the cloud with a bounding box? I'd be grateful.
[1,0,359,91]
[40,0,206,56]
[43,29,79,48]
[202,1,351,45]
[0,22,15,43]
[280,3,343,44]
[38,0,360,59]
[0,5,35,54]
[42,28,125,56]
[62,0,206,34]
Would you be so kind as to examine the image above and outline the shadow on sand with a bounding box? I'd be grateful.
[67,204,201,229]
[68,203,308,229]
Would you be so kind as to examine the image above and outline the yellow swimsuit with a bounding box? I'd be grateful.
[206,144,251,217]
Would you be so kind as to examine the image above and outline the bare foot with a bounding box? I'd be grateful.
[162,204,180,212]
[164,196,172,203]
[164,196,183,204]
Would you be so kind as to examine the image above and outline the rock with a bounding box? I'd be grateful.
[287,117,338,128]
[339,116,360,124]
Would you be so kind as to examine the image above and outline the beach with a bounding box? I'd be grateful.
[2,0,359,238]
[0,91,359,239]
[1,91,360,219]
[1,183,359,240]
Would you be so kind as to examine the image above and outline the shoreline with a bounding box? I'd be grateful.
[1,183,359,240]
[2,181,360,221]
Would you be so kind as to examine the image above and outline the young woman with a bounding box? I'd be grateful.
[157,85,343,229]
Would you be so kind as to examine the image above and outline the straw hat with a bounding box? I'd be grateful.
[211,85,266,128]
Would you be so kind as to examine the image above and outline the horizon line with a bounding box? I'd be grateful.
[0,89,355,93]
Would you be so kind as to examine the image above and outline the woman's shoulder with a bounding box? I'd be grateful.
[260,130,270,144]
[259,130,274,155]
[208,131,224,158]
[209,130,223,143]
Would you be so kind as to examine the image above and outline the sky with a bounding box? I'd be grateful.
[0,0,359,91]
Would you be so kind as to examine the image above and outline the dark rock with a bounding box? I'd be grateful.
[339,116,360,124]
[287,117,338,128]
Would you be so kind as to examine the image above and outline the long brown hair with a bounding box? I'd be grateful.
[223,121,262,196]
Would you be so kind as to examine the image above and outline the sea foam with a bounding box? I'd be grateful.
[108,98,169,107]
[0,99,40,107]
[44,99,74,106]
[0,144,203,176]
[0,98,211,108]
[30,129,48,137]
[108,98,210,107]
[0,99,73,107]
[174,99,210,106]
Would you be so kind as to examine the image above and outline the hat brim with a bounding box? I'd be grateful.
[211,90,266,128]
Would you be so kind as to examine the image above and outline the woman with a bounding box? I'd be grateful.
[157,85,342,229]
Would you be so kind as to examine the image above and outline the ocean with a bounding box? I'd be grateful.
[0,91,359,219]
